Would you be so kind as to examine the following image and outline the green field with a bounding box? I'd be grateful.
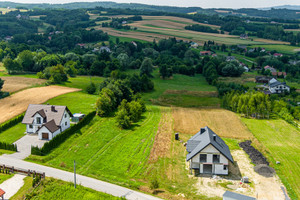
[141,69,219,108]
[58,76,104,91]
[0,123,26,143]
[27,105,161,189]
[241,118,300,199]
[45,92,98,114]
[11,177,121,200]
[249,44,300,54]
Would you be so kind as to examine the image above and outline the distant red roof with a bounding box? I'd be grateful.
[0,189,5,196]
[272,72,287,76]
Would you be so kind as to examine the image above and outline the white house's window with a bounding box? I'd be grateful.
[29,125,33,129]
[65,121,67,126]
[223,165,227,170]
[213,154,220,163]
[36,117,41,124]
[65,114,67,118]
[200,154,207,162]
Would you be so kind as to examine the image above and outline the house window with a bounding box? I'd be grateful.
[223,165,228,170]
[65,114,67,118]
[36,117,41,124]
[213,155,220,163]
[29,125,33,129]
[65,122,67,126]
[200,154,207,162]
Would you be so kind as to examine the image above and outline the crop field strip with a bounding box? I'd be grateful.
[241,118,300,199]
[0,76,46,93]
[0,86,81,124]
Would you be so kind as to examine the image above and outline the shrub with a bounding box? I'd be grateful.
[0,114,24,133]
[150,178,159,190]
[0,142,17,151]
[86,82,96,94]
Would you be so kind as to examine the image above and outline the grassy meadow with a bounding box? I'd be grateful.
[249,44,300,54]
[0,123,26,143]
[141,69,220,108]
[241,118,300,199]
[58,76,104,91]
[0,173,14,184]
[11,177,121,200]
[26,105,161,189]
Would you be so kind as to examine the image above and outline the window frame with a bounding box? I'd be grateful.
[200,154,207,163]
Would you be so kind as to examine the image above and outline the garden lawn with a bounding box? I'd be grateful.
[58,76,104,91]
[45,92,98,114]
[26,105,161,189]
[241,118,300,199]
[0,173,14,184]
[0,123,26,143]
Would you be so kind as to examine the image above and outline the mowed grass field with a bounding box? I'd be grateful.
[249,44,300,54]
[27,105,162,189]
[142,69,220,108]
[241,118,300,199]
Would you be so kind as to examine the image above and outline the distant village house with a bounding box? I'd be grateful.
[200,51,212,56]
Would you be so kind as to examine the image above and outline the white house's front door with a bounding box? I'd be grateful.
[42,133,49,140]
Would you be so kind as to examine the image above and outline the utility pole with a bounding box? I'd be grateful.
[74,160,76,189]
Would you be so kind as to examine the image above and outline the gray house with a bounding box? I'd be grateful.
[269,80,290,94]
[186,126,234,175]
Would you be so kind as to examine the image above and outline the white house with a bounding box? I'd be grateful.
[186,126,234,175]
[22,104,72,140]
[269,80,290,94]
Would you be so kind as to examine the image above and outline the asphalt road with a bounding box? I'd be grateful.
[0,155,162,200]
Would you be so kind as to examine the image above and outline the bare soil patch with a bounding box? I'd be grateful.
[0,86,80,124]
[239,140,269,166]
[172,108,252,139]
[149,107,173,162]
[0,76,46,93]
[194,150,286,199]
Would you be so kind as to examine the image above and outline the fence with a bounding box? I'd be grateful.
[0,164,45,179]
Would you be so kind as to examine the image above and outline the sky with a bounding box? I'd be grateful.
[2,0,300,9]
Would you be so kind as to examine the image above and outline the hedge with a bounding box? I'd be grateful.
[0,142,17,151]
[31,111,96,156]
[0,113,24,133]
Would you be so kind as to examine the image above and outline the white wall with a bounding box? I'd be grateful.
[38,126,52,140]
[190,144,230,175]
[60,110,70,132]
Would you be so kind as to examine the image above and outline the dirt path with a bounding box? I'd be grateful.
[195,150,286,199]
[172,108,253,139]
[0,174,26,199]
[149,107,173,162]
[0,76,46,93]
[0,85,80,124]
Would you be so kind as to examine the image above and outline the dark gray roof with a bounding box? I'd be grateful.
[223,191,256,200]
[186,126,234,163]
[22,104,72,126]
[43,119,60,133]
[269,81,289,88]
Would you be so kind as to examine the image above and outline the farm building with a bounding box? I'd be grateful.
[186,126,234,175]
[200,51,212,56]
[22,104,72,140]
[223,191,256,200]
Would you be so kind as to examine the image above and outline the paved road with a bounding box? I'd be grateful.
[0,155,161,200]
